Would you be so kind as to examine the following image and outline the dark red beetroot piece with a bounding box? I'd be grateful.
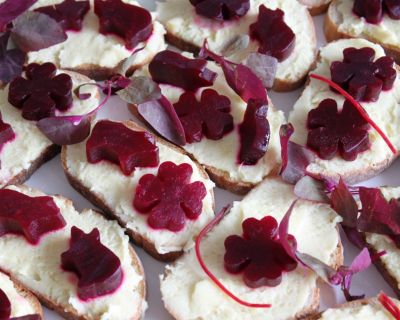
[250,5,295,61]
[94,0,153,50]
[149,50,217,91]
[61,226,123,300]
[8,63,73,121]
[0,288,10,320]
[353,0,400,24]
[86,120,159,175]
[331,47,396,102]
[0,113,15,152]
[239,99,270,165]
[189,0,250,21]
[173,89,233,143]
[0,189,66,244]
[35,0,90,31]
[134,161,207,232]
[307,99,371,161]
[224,216,297,288]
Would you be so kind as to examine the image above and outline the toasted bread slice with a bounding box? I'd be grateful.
[160,177,343,320]
[0,70,99,189]
[0,185,146,320]
[62,120,215,261]
[299,0,331,15]
[131,57,285,194]
[307,296,400,319]
[156,0,317,92]
[288,39,400,184]
[325,0,400,64]
[26,0,166,80]
[0,271,43,319]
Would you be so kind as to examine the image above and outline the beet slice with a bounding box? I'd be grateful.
[149,50,217,91]
[8,62,73,121]
[61,226,123,300]
[0,289,11,320]
[94,0,153,50]
[353,0,400,24]
[250,5,295,61]
[0,189,66,244]
[133,161,207,232]
[86,120,159,176]
[189,0,250,21]
[0,112,15,153]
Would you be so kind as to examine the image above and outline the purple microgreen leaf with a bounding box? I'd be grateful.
[294,176,330,203]
[138,96,186,146]
[330,178,359,228]
[296,251,337,280]
[37,116,91,145]
[11,11,67,52]
[117,76,162,105]
[221,35,250,57]
[278,200,298,261]
[342,226,366,249]
[200,42,267,103]
[0,0,37,32]
[117,46,145,75]
[279,123,315,184]
[245,53,278,88]
[0,31,25,84]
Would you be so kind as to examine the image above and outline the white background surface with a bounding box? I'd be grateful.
[26,1,399,319]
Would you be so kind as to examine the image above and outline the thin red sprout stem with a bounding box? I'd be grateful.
[378,292,400,319]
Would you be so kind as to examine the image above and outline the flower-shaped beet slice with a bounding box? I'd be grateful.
[61,226,123,300]
[149,50,217,91]
[0,189,66,244]
[173,89,233,143]
[224,216,297,288]
[86,120,159,176]
[189,0,250,21]
[249,5,295,62]
[330,47,396,102]
[353,0,400,24]
[94,0,153,50]
[0,112,15,152]
[8,63,73,121]
[307,99,371,161]
[134,161,207,232]
[35,0,90,31]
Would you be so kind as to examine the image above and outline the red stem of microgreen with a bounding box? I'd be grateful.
[195,206,272,309]
[309,73,397,155]
[379,292,400,319]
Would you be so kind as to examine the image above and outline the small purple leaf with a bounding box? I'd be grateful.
[330,178,359,228]
[0,31,25,84]
[296,251,337,281]
[294,176,329,203]
[279,123,315,184]
[11,11,67,52]
[0,0,37,32]
[138,96,186,146]
[221,35,250,57]
[37,116,91,145]
[245,53,278,88]
[117,76,162,105]
[342,226,366,249]
[278,200,298,261]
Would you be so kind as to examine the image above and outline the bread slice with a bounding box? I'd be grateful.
[325,0,400,64]
[0,271,43,318]
[131,57,286,195]
[62,120,215,261]
[288,38,400,184]
[160,177,343,320]
[0,185,146,320]
[307,296,400,319]
[27,0,166,80]
[299,0,331,15]
[0,70,99,189]
[156,0,317,92]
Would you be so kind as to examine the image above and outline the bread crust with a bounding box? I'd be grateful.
[61,120,215,261]
[325,1,400,64]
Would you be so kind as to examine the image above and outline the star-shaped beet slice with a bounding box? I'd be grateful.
[330,47,396,102]
[133,161,207,232]
[173,89,233,143]
[189,0,250,21]
[0,189,66,244]
[94,0,153,50]
[35,0,90,31]
[224,216,297,288]
[86,120,159,176]
[249,5,295,61]
[307,98,371,161]
[61,226,123,300]
[353,0,400,24]
[8,62,73,121]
